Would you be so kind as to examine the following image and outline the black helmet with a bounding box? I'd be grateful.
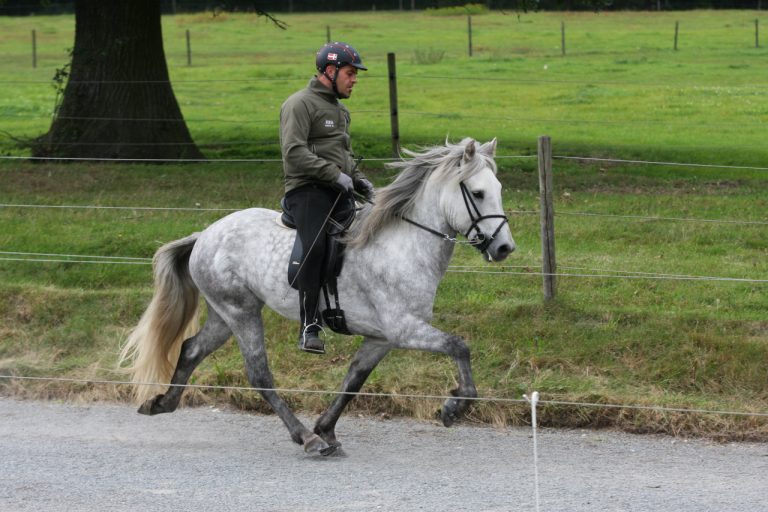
[315,42,368,73]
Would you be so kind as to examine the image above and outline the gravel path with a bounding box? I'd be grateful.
[1,397,766,511]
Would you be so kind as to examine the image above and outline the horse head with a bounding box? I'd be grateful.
[438,138,516,262]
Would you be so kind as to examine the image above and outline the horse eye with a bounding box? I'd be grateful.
[472,190,484,200]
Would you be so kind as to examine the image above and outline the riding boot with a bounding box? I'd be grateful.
[298,289,324,354]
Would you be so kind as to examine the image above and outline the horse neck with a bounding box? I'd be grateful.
[403,183,457,274]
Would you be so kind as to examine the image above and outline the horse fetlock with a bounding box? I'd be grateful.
[440,389,476,427]
[314,427,341,450]
[454,386,478,400]
[289,430,305,445]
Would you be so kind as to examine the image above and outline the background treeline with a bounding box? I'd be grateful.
[0,0,764,16]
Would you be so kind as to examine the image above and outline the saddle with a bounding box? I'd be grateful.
[280,196,356,335]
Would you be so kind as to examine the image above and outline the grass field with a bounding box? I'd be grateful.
[0,10,767,439]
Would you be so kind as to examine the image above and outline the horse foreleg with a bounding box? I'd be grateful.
[314,338,391,448]
[138,305,232,416]
[438,334,478,427]
[391,322,478,427]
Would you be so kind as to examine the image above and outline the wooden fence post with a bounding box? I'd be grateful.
[468,15,473,57]
[32,29,37,68]
[538,136,557,302]
[561,22,566,56]
[756,19,760,48]
[186,29,192,66]
[387,53,400,158]
[674,21,679,51]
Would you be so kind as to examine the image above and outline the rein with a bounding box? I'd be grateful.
[401,216,458,243]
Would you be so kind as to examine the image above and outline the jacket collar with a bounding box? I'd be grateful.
[308,76,338,103]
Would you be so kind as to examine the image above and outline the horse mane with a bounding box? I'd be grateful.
[345,138,497,249]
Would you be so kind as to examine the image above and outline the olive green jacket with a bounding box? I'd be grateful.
[280,76,363,193]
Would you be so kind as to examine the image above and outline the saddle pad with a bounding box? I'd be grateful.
[274,214,295,230]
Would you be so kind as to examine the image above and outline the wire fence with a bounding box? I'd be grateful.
[2,200,767,226]
[2,152,768,173]
[0,146,765,287]
[4,106,768,131]
[2,249,766,283]
[2,374,767,419]
[2,75,767,87]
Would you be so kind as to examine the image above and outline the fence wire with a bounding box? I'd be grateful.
[2,152,766,172]
[2,374,767,419]
[2,251,765,284]
[2,200,765,226]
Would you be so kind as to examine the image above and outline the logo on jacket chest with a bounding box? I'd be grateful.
[324,119,335,129]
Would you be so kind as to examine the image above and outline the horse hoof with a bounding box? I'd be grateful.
[137,394,165,416]
[303,434,331,455]
[320,443,341,457]
[441,411,457,427]
[440,399,459,427]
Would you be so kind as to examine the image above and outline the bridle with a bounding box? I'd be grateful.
[348,156,509,257]
[400,180,509,256]
[458,181,509,253]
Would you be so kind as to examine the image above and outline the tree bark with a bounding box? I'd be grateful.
[34,0,203,161]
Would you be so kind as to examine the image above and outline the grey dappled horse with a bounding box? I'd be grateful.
[119,138,515,455]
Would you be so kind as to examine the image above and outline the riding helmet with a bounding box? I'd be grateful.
[315,42,368,72]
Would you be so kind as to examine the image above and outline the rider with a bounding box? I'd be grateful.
[280,41,374,354]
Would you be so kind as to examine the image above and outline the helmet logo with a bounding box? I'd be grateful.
[327,53,338,61]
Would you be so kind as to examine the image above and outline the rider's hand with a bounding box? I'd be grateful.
[334,172,353,192]
[354,177,374,200]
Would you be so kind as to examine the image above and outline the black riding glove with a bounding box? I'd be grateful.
[354,177,375,201]
[334,172,354,192]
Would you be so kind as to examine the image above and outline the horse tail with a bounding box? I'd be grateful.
[118,233,201,403]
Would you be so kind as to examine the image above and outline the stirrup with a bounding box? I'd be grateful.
[298,325,325,354]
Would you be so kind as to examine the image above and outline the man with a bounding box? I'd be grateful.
[280,42,374,354]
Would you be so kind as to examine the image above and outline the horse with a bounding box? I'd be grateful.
[118,137,515,456]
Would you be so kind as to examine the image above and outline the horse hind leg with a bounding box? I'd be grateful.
[138,303,232,416]
[228,303,334,455]
[314,338,391,450]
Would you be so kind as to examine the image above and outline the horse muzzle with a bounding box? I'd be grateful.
[467,217,515,262]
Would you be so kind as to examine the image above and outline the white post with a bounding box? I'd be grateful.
[525,391,541,512]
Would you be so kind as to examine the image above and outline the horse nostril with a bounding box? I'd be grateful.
[495,244,514,259]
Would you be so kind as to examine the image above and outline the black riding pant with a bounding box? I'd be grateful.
[284,184,349,331]
[283,184,343,292]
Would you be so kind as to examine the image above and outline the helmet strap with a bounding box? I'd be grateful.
[323,64,343,99]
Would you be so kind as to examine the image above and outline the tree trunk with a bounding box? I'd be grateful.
[34,0,203,161]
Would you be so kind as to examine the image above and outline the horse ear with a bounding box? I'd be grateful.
[463,140,476,162]
[480,138,497,157]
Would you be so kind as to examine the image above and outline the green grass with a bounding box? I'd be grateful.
[1,10,766,162]
[0,10,767,439]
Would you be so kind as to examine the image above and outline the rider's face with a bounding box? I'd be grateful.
[325,65,358,98]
